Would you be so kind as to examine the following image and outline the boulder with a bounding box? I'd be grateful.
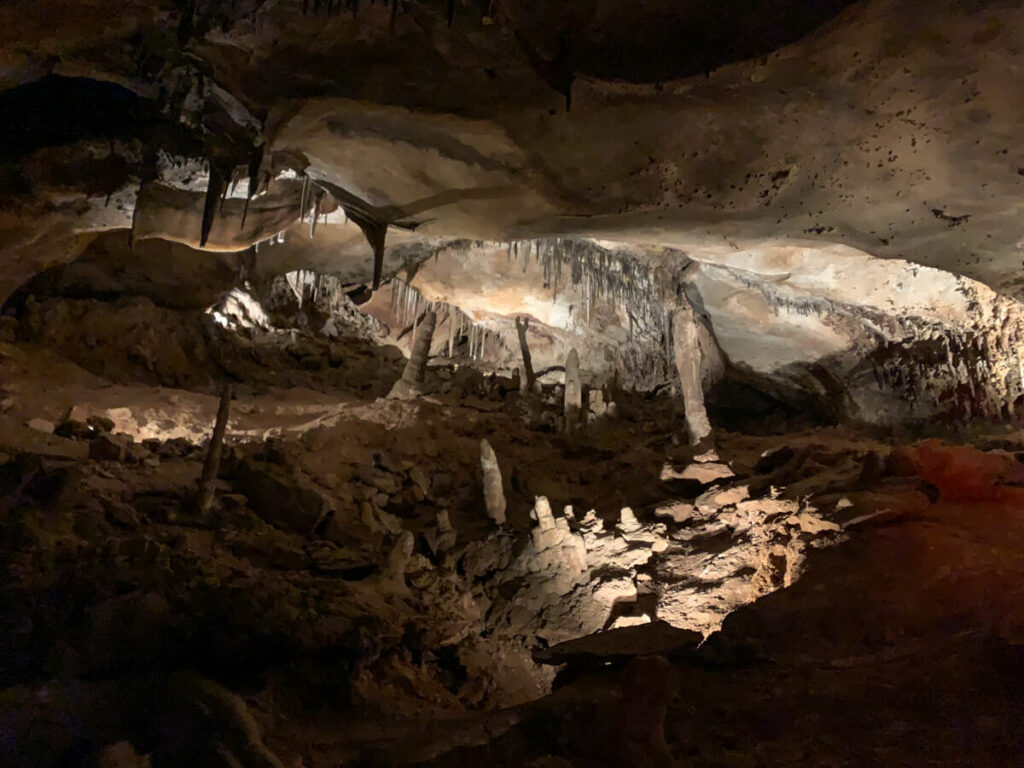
[55,419,93,439]
[533,621,701,667]
[89,433,131,462]
[234,459,329,532]
[26,418,54,434]
[87,415,116,433]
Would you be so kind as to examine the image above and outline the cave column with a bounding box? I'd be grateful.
[515,316,536,393]
[672,302,712,445]
[388,309,436,399]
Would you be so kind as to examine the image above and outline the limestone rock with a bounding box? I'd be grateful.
[26,418,54,434]
[661,460,734,485]
[655,501,695,524]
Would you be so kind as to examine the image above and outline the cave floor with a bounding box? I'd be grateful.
[1,341,1022,767]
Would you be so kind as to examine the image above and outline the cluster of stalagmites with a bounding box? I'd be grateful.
[460,443,848,641]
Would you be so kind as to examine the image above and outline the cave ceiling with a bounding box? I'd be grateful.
[2,0,1024,427]
[0,0,1021,288]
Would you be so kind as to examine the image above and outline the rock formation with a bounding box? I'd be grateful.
[563,348,582,433]
[480,438,507,526]
[672,304,712,445]
[196,383,232,514]
[387,530,416,589]
[515,316,536,394]
[1,1,1024,766]
[389,309,436,399]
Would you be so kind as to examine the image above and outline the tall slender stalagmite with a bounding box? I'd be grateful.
[389,310,436,399]
[196,383,232,514]
[479,438,507,525]
[515,316,536,393]
[672,303,712,444]
[564,348,582,433]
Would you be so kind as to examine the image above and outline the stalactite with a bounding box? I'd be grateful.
[200,160,227,248]
[299,175,310,222]
[309,189,324,238]
[196,383,232,514]
[240,148,261,230]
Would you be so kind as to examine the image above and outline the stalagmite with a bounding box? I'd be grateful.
[196,383,232,514]
[447,308,456,357]
[515,316,536,393]
[479,438,507,525]
[672,303,712,445]
[427,509,457,554]
[564,348,582,433]
[533,496,555,529]
[387,530,415,589]
[388,310,436,399]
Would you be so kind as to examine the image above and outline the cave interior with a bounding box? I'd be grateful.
[1,1,1023,766]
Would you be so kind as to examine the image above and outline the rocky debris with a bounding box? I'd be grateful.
[3,327,1020,768]
[655,489,843,635]
[654,501,695,524]
[13,293,404,399]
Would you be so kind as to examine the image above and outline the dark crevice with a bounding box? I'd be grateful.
[0,76,153,161]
